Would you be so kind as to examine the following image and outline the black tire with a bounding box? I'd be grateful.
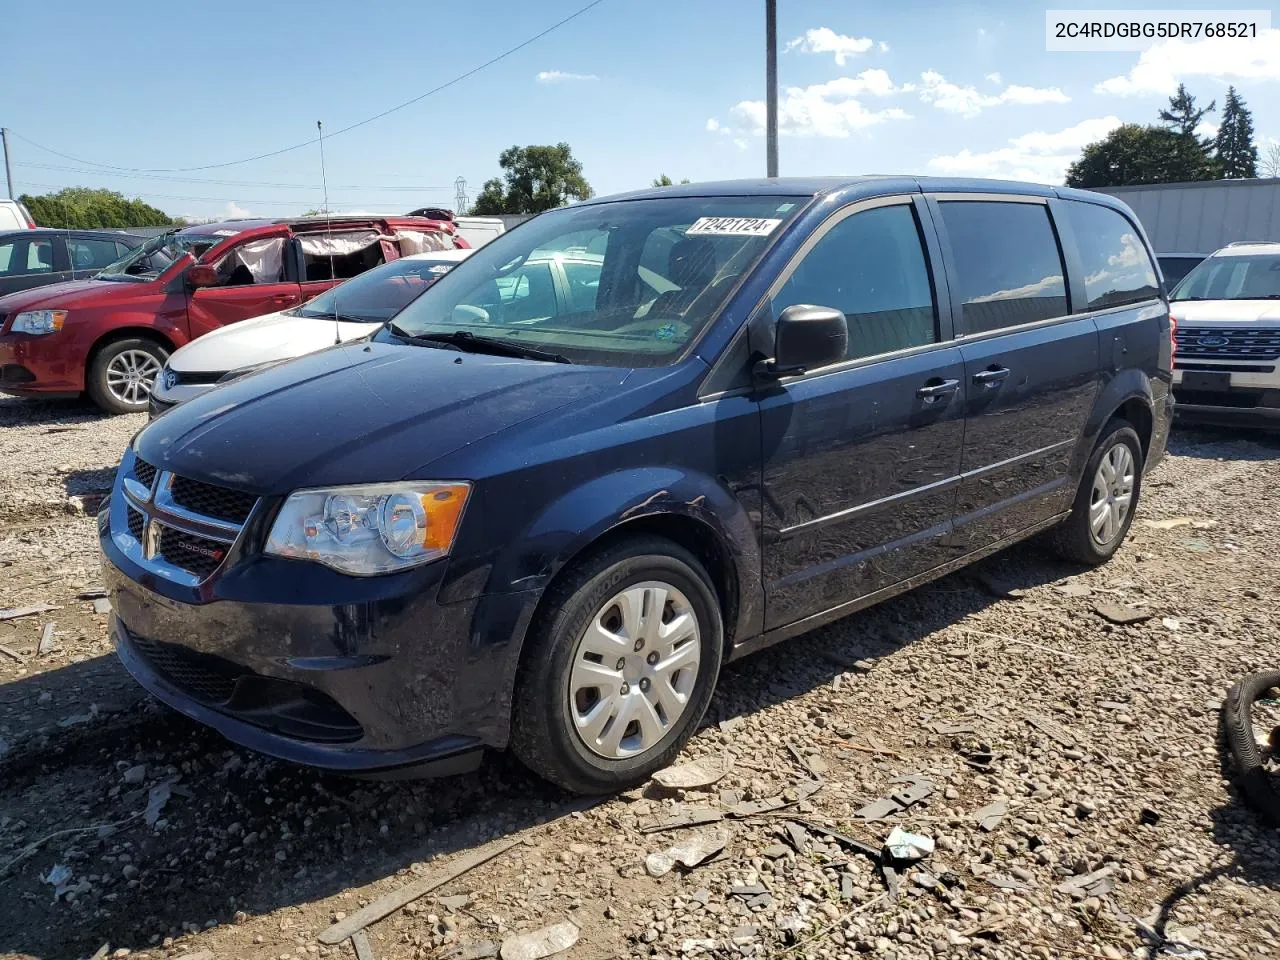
[87,337,169,415]
[1223,670,1280,827]
[511,536,723,794]
[1047,419,1144,565]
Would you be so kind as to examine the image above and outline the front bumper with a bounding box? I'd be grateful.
[0,332,83,395]
[1172,368,1280,430]
[100,511,538,773]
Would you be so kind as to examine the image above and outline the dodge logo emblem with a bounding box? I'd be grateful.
[1197,334,1230,347]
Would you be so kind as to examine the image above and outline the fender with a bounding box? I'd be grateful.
[1073,367,1154,481]
[477,466,762,649]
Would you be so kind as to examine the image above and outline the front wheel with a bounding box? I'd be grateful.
[1047,419,1143,565]
[87,337,168,415]
[511,537,723,794]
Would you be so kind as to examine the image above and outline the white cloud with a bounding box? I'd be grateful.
[878,41,890,53]
[1097,28,1280,96]
[985,72,1002,84]
[977,27,987,38]
[927,115,1123,184]
[732,69,913,138]
[536,70,597,83]
[705,118,732,135]
[733,138,749,151]
[786,27,876,65]
[225,201,252,219]
[919,70,1069,117]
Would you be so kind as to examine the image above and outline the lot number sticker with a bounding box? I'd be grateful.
[686,217,782,237]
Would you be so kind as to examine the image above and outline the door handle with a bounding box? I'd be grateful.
[270,294,294,304]
[972,366,1011,388]
[916,378,960,403]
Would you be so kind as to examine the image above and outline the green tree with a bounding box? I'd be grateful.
[1065,124,1212,188]
[1215,86,1258,179]
[471,143,592,215]
[651,174,691,187]
[19,187,174,229]
[1158,83,1220,180]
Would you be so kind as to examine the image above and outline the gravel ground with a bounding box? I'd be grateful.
[1,393,1278,960]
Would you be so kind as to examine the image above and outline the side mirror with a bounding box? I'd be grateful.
[186,264,219,289]
[757,304,848,378]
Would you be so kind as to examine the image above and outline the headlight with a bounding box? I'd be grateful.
[11,310,67,335]
[265,482,470,575]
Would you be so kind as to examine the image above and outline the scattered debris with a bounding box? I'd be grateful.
[1094,602,1153,626]
[1055,865,1116,897]
[1053,582,1094,598]
[717,716,744,733]
[974,800,1008,832]
[318,838,523,944]
[0,603,57,622]
[645,828,729,877]
[91,597,113,616]
[447,942,499,960]
[641,807,724,833]
[929,721,976,735]
[890,779,934,808]
[853,798,901,822]
[351,930,376,960]
[1025,714,1078,748]
[76,586,109,600]
[884,827,934,862]
[987,874,1030,892]
[725,779,821,817]
[88,946,109,960]
[500,921,580,960]
[881,862,901,901]
[36,621,55,656]
[0,643,23,663]
[1140,808,1161,826]
[122,764,147,785]
[438,894,471,913]
[1162,617,1181,631]
[1141,517,1194,530]
[652,755,733,790]
[790,820,880,860]
[145,782,172,826]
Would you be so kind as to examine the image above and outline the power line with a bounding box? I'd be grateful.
[15,161,453,193]
[15,180,453,208]
[10,0,608,174]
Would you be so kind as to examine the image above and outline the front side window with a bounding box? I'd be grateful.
[69,237,126,272]
[209,236,286,286]
[1172,254,1280,302]
[1064,202,1159,310]
[939,201,1068,334]
[773,203,938,361]
[387,196,807,367]
[98,231,229,281]
[0,238,53,276]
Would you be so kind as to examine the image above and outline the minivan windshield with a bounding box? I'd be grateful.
[98,231,228,281]
[385,196,807,366]
[294,256,465,323]
[1171,253,1280,301]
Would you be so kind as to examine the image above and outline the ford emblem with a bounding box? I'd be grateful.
[1196,334,1229,347]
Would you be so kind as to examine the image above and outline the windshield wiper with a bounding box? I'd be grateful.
[402,330,572,364]
[300,310,371,323]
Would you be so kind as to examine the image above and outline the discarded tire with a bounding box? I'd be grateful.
[1222,670,1280,827]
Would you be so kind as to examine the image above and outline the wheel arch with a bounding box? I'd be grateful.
[1076,370,1156,479]
[86,326,177,373]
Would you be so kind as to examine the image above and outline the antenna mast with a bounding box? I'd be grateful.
[316,120,341,345]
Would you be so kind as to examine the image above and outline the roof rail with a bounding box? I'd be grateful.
[1224,239,1275,247]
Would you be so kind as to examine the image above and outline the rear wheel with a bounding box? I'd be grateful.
[87,337,168,415]
[1047,420,1143,565]
[511,537,722,794]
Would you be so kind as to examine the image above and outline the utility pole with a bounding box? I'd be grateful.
[765,0,778,178]
[1,128,13,199]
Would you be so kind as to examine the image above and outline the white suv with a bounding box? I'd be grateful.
[0,198,36,231]
[1169,241,1280,429]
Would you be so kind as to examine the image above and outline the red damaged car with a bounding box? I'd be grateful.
[0,215,464,413]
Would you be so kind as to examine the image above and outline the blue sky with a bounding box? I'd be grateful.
[4,0,1278,221]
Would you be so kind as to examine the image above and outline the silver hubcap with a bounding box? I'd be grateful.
[106,350,162,405]
[569,581,701,759]
[1089,443,1135,546]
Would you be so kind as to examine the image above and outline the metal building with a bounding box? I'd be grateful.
[1092,178,1280,256]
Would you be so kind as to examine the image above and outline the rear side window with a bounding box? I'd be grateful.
[939,201,1067,334]
[1065,202,1159,310]
[0,238,53,276]
[773,203,938,362]
[68,237,124,271]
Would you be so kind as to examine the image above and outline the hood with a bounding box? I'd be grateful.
[1170,300,1280,325]
[168,310,376,375]
[0,277,142,314]
[135,339,627,494]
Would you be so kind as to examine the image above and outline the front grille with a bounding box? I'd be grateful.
[126,505,145,541]
[133,457,157,490]
[157,524,229,579]
[1176,327,1280,362]
[131,635,246,704]
[169,476,257,524]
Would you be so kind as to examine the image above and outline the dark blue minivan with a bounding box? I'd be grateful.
[100,177,1174,793]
